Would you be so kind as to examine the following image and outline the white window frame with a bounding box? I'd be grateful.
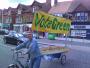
[33,6,37,13]
[18,9,22,14]
[75,12,88,22]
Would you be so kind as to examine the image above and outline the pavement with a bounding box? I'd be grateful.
[40,36,90,43]
[37,38,90,47]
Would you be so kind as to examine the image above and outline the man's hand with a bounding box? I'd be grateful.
[22,52,27,55]
[22,49,28,55]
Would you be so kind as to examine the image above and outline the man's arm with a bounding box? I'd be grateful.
[26,41,37,54]
[15,41,28,50]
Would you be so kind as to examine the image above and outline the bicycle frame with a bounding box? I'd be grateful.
[8,49,29,68]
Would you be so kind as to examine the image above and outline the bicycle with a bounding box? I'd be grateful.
[8,49,30,68]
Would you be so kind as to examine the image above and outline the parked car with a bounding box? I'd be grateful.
[3,33,28,45]
[22,32,39,39]
[0,29,9,35]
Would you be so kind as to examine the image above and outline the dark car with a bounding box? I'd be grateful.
[0,29,9,35]
[4,33,28,45]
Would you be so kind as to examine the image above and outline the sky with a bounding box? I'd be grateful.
[0,0,72,9]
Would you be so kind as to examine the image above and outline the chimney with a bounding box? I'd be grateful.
[54,0,58,6]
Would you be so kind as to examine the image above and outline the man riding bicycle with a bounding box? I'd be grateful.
[15,30,41,68]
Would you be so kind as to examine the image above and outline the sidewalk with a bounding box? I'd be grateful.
[39,36,90,43]
[55,37,90,43]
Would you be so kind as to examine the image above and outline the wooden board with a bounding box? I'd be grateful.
[40,46,69,55]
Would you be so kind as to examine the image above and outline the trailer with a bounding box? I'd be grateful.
[39,43,69,65]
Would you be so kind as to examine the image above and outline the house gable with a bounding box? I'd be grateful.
[31,0,51,12]
[73,3,88,12]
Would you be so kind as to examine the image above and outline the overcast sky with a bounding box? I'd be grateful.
[0,0,72,9]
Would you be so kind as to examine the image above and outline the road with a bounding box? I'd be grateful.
[38,38,90,68]
[0,36,90,68]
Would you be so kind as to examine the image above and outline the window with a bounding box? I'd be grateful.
[85,13,88,21]
[0,18,2,23]
[8,11,11,15]
[75,12,88,22]
[8,17,12,23]
[16,16,22,23]
[14,26,20,32]
[76,13,81,21]
[7,17,12,23]
[18,9,22,14]
[71,30,86,37]
[33,6,37,13]
[77,13,80,16]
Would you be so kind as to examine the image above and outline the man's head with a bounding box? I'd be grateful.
[25,30,33,40]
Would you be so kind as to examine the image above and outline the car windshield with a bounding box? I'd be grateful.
[14,34,19,37]
[8,31,16,36]
[14,33,24,38]
[18,34,24,37]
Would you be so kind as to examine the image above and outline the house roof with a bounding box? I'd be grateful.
[17,4,33,13]
[31,1,43,7]
[49,1,72,14]
[0,0,51,15]
[17,4,27,10]
[74,0,90,11]
[8,7,17,14]
[3,9,8,15]
[49,0,90,14]
[68,1,80,12]
[31,0,51,12]
[22,6,33,13]
[16,0,51,13]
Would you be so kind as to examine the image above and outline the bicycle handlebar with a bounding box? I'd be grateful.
[11,48,25,58]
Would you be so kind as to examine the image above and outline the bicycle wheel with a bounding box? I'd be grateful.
[8,64,19,68]
[61,55,66,65]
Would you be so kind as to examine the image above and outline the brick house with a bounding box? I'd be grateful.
[14,0,51,33]
[68,0,90,39]
[49,0,90,39]
[13,4,33,32]
[1,9,9,29]
[0,7,16,30]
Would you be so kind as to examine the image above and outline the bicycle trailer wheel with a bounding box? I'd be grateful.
[61,55,66,65]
